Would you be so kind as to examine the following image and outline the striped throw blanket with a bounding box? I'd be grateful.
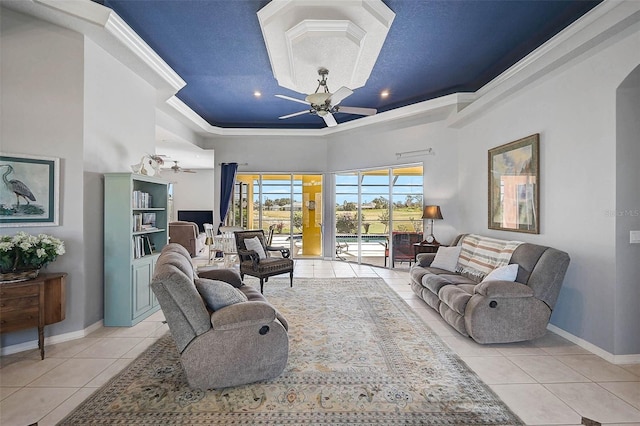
[455,234,522,281]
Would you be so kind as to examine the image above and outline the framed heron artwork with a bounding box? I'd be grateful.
[0,153,60,227]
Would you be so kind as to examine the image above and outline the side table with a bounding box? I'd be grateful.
[413,243,441,262]
[0,272,67,359]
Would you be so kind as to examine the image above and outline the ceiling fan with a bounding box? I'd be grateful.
[275,68,377,127]
[169,161,196,174]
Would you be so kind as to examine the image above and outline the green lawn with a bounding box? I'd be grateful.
[255,208,424,234]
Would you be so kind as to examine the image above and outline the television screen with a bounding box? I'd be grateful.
[177,210,213,233]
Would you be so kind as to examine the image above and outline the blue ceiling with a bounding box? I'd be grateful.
[98,0,601,129]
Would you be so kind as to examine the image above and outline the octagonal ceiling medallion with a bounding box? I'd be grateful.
[258,0,395,95]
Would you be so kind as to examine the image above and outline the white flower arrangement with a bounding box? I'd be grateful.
[0,232,66,273]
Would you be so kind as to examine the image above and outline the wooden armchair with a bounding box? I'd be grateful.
[234,230,294,294]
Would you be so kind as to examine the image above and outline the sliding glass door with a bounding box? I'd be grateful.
[234,174,323,258]
[334,164,423,268]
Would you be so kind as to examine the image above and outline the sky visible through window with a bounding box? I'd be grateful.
[253,172,423,205]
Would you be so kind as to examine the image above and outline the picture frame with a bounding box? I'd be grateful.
[488,134,539,234]
[0,153,60,227]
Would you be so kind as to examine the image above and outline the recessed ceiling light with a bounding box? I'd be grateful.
[254,91,262,97]
[380,90,390,98]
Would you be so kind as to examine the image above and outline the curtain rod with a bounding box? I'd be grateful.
[395,148,435,159]
[217,162,249,166]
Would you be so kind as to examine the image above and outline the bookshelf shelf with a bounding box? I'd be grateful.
[104,173,169,326]
[132,228,166,235]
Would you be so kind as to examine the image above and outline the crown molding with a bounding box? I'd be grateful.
[103,13,185,93]
[165,92,475,138]
[449,0,640,128]
[3,0,185,98]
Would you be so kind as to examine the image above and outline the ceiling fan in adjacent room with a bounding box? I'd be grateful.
[275,68,377,127]
[169,161,196,174]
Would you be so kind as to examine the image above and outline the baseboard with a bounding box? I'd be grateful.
[547,324,640,364]
[0,320,104,356]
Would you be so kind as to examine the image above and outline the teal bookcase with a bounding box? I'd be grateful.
[104,173,169,326]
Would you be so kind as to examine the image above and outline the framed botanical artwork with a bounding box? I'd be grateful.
[488,134,539,234]
[0,153,60,227]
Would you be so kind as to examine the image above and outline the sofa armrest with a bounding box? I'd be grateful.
[210,301,276,330]
[416,252,436,267]
[474,280,534,298]
[198,268,244,288]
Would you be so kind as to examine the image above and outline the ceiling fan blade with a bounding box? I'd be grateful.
[337,106,377,116]
[275,94,310,105]
[183,170,197,173]
[328,86,353,105]
[279,110,309,119]
[322,112,337,127]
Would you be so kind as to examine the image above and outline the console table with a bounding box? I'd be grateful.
[0,272,67,359]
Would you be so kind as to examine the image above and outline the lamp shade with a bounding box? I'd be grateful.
[422,205,443,220]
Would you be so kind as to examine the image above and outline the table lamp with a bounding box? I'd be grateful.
[422,205,443,245]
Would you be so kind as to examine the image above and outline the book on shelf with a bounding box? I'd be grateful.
[132,190,153,208]
[133,213,143,232]
[132,235,155,259]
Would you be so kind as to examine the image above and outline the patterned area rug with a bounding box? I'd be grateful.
[60,278,522,425]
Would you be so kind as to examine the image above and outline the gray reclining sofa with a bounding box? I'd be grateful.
[410,234,570,344]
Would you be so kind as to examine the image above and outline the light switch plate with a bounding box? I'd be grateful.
[630,231,640,244]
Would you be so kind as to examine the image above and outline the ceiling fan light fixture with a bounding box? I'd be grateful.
[276,68,376,127]
[305,92,330,105]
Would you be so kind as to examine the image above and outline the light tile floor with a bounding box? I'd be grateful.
[1,260,639,425]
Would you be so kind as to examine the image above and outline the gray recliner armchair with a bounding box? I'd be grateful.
[151,243,289,390]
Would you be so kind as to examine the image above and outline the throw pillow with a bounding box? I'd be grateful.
[244,236,267,259]
[195,278,248,311]
[481,263,519,283]
[430,246,462,272]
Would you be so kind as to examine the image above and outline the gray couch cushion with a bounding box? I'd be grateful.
[438,284,475,316]
[525,247,570,309]
[423,273,476,295]
[158,248,197,280]
[423,274,453,294]
[198,268,244,288]
[510,243,546,284]
[151,263,211,352]
[195,278,248,311]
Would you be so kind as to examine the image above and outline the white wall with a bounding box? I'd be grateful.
[168,169,215,215]
[615,65,640,355]
[454,26,640,355]
[1,8,86,345]
[1,8,160,348]
[84,37,157,325]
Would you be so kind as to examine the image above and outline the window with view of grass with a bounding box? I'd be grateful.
[334,164,423,268]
